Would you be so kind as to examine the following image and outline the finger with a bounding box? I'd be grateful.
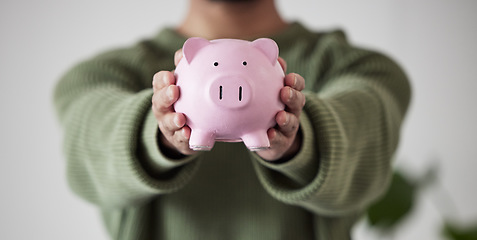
[171,127,190,145]
[174,49,183,66]
[277,57,287,73]
[153,71,176,91]
[159,126,195,155]
[266,128,291,153]
[159,112,186,135]
[180,125,191,140]
[275,110,300,138]
[284,73,305,91]
[152,85,180,113]
[280,86,306,116]
[256,128,291,161]
[267,128,279,145]
[172,127,197,155]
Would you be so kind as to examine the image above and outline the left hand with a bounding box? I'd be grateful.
[257,58,306,161]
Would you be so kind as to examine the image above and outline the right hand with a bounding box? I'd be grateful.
[152,50,196,156]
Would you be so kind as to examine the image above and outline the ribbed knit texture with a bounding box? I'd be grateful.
[54,22,411,240]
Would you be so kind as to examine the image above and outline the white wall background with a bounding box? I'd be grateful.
[1,0,476,239]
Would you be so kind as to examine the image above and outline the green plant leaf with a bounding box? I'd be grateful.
[443,222,477,240]
[366,171,416,230]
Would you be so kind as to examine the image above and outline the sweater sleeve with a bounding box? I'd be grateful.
[251,31,411,216]
[53,47,200,209]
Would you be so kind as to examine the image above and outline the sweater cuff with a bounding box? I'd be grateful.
[251,109,319,185]
[140,98,198,175]
[251,93,338,209]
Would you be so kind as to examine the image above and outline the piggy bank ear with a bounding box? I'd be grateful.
[183,37,210,64]
[251,38,279,66]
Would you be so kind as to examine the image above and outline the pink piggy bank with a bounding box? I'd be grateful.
[174,37,285,151]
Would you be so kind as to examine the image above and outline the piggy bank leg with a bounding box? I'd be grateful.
[189,129,216,151]
[242,130,270,151]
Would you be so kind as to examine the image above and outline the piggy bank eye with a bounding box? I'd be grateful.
[242,61,247,66]
[213,62,219,67]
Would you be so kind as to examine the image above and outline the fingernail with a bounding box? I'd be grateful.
[167,86,174,99]
[163,72,171,85]
[182,128,189,140]
[293,74,297,87]
[289,88,294,101]
[175,50,182,63]
[269,129,276,139]
[174,115,182,127]
[285,114,290,125]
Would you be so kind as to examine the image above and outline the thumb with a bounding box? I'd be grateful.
[174,49,183,66]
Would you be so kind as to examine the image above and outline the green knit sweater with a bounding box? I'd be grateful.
[54,22,411,240]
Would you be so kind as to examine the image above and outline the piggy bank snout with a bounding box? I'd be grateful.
[208,76,252,108]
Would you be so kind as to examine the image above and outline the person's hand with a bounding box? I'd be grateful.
[152,50,196,156]
[257,58,306,161]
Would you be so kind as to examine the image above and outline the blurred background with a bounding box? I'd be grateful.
[1,0,476,239]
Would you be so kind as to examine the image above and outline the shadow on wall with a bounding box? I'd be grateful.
[366,162,477,240]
